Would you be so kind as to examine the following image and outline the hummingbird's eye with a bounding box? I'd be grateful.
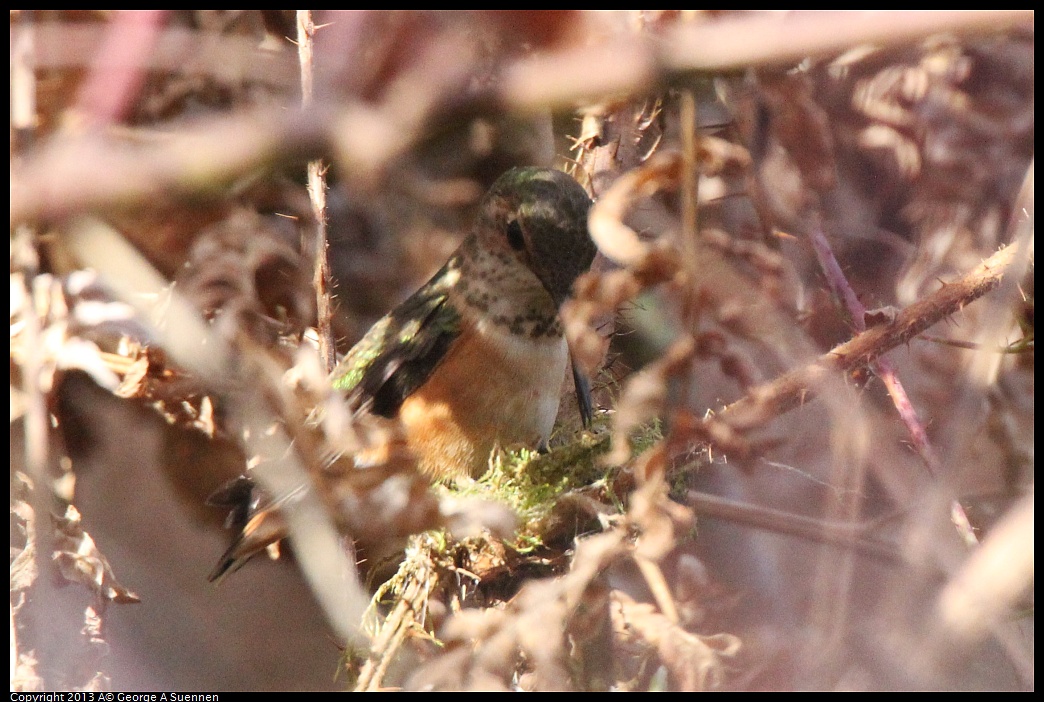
[506,219,526,251]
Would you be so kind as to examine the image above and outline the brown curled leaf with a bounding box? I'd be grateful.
[611,590,741,692]
[588,151,683,269]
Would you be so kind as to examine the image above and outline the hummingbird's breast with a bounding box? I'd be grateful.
[396,288,568,479]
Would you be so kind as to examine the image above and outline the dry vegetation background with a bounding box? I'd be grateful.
[9,10,1034,692]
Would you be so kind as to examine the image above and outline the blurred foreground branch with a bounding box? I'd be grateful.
[711,242,1023,442]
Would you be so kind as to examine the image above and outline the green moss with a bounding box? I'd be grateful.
[443,427,611,547]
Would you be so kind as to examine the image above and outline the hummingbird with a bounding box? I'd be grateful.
[208,166,596,581]
[331,165,597,479]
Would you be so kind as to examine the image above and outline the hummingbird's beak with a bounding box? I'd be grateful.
[558,283,595,429]
[571,355,593,428]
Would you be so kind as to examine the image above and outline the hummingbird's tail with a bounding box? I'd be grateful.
[208,509,289,584]
[206,476,289,584]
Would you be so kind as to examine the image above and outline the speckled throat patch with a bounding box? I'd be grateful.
[452,236,563,339]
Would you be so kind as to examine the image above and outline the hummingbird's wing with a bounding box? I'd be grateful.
[331,262,462,417]
[208,267,461,583]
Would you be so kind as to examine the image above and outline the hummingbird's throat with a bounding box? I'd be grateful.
[452,236,562,339]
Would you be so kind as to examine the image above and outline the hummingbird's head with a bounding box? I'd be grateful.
[476,167,596,307]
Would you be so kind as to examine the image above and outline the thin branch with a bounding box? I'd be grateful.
[297,10,336,373]
[713,242,1022,436]
[809,224,942,479]
[686,490,906,566]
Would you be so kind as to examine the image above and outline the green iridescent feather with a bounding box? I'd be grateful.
[331,260,463,417]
